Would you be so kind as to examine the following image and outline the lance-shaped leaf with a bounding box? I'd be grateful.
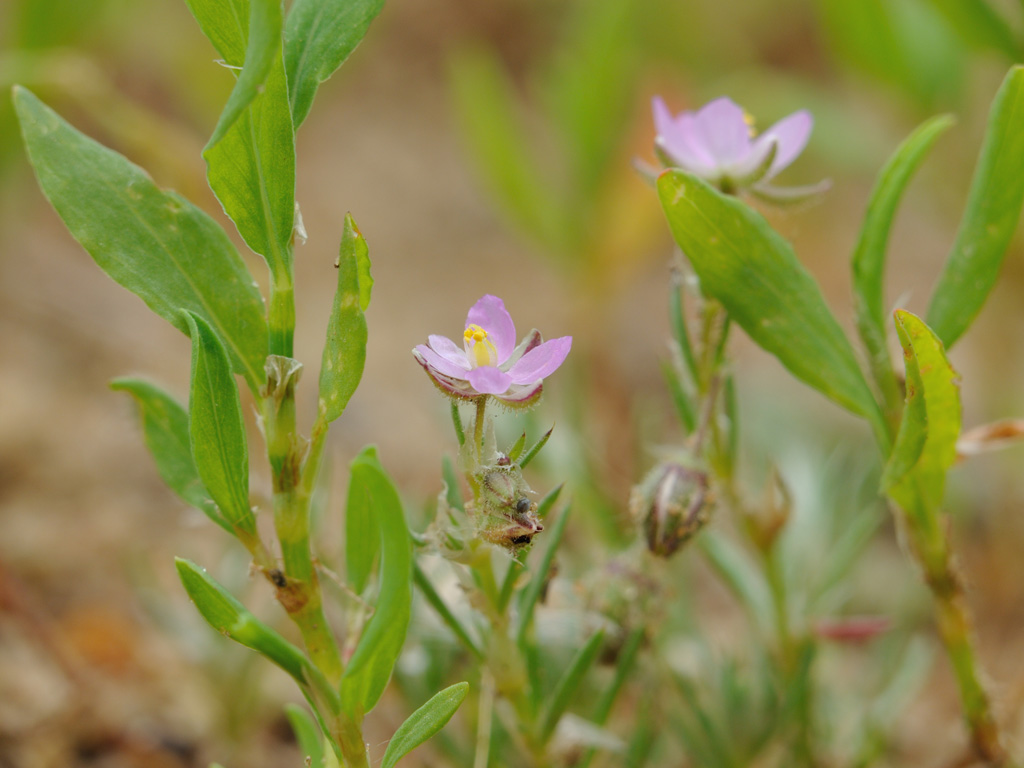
[345,445,380,594]
[881,311,961,521]
[284,0,386,128]
[319,214,371,423]
[340,448,412,716]
[380,682,469,768]
[921,0,1021,60]
[183,0,249,67]
[182,311,255,537]
[110,377,230,534]
[285,704,325,768]
[927,65,1024,348]
[540,630,606,743]
[852,114,954,405]
[176,557,309,684]
[205,53,295,277]
[13,87,268,391]
[657,170,884,436]
[205,0,282,147]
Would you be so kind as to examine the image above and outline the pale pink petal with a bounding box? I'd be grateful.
[727,135,776,181]
[694,97,751,166]
[467,366,513,395]
[502,328,542,370]
[413,344,470,380]
[467,295,516,363]
[506,336,572,385]
[760,110,812,177]
[652,96,675,141]
[427,334,471,370]
[496,381,543,406]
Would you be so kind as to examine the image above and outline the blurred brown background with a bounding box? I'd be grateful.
[3,0,1024,765]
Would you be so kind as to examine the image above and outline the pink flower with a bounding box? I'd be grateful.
[652,96,828,202]
[413,295,571,407]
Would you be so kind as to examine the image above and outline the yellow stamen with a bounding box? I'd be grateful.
[743,111,756,138]
[464,324,498,367]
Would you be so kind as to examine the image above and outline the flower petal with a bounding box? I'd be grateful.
[467,295,516,363]
[652,96,675,141]
[502,328,542,370]
[694,97,751,166]
[506,336,572,385]
[467,366,513,395]
[427,334,471,370]
[760,110,812,177]
[496,381,543,407]
[413,344,470,380]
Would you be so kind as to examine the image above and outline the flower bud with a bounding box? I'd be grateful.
[630,462,712,557]
[474,465,543,555]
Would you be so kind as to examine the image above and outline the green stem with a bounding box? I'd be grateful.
[474,396,488,462]
[269,273,295,357]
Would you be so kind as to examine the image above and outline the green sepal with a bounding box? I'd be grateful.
[12,86,268,392]
[318,214,371,423]
[339,448,412,716]
[181,310,256,538]
[109,377,230,534]
[380,682,470,768]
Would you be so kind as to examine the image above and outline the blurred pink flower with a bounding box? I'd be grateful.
[652,96,828,202]
[413,295,571,407]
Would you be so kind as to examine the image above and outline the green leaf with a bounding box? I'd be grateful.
[380,682,469,768]
[13,87,268,392]
[345,446,380,594]
[449,46,568,253]
[927,65,1024,347]
[284,0,386,128]
[176,557,309,684]
[882,311,961,520]
[285,703,325,768]
[319,214,370,423]
[183,0,249,66]
[921,0,1021,59]
[852,114,954,406]
[204,52,295,277]
[540,630,606,743]
[412,562,484,660]
[208,0,283,147]
[110,377,230,534]
[515,504,571,649]
[657,169,884,438]
[340,448,412,716]
[182,311,255,537]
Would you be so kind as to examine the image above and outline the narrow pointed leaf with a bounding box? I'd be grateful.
[176,557,308,683]
[882,311,961,518]
[284,0,386,128]
[319,214,370,423]
[927,65,1024,347]
[450,47,568,252]
[345,446,380,594]
[340,448,412,716]
[516,504,570,649]
[182,311,255,537]
[110,377,230,533]
[183,0,249,66]
[13,87,268,391]
[208,0,282,147]
[657,169,884,437]
[540,630,606,743]
[921,0,1021,59]
[381,682,470,768]
[413,563,484,660]
[852,114,954,402]
[519,426,553,470]
[285,704,325,768]
[205,53,295,276]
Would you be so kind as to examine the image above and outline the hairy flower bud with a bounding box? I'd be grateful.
[630,462,712,557]
[474,465,543,555]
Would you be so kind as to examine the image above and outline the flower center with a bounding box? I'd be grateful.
[464,324,498,367]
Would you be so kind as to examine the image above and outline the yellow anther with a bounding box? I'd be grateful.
[464,324,498,367]
[743,111,757,138]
